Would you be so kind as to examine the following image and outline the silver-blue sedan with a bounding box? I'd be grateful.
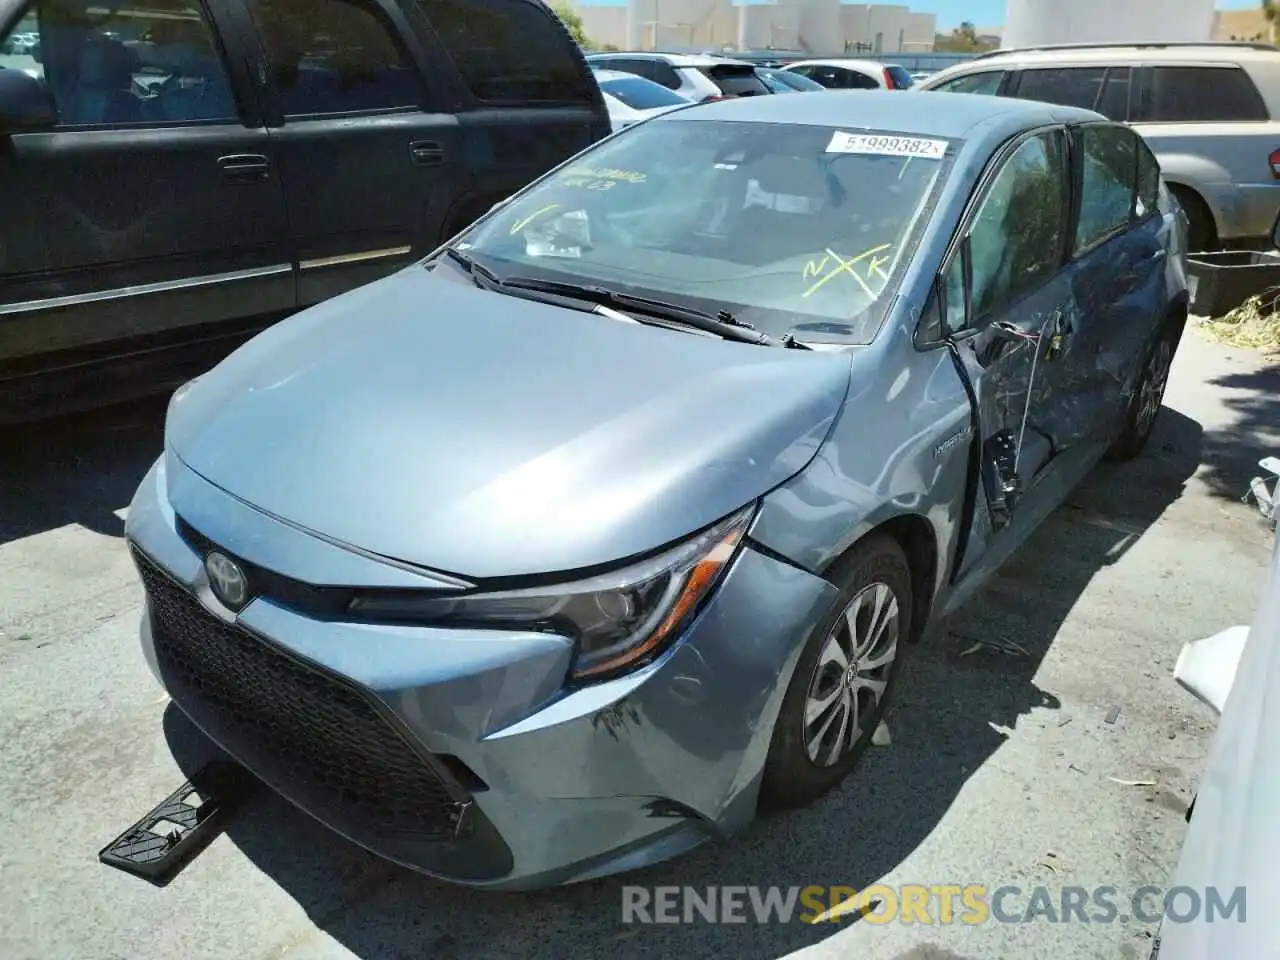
[126,91,1189,890]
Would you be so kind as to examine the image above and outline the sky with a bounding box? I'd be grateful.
[923,0,1260,28]
[580,0,1266,31]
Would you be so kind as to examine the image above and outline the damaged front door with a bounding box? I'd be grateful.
[940,126,1075,581]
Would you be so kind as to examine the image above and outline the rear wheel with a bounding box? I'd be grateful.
[1169,184,1217,253]
[1107,323,1179,462]
[760,535,911,809]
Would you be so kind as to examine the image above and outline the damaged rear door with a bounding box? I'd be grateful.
[935,125,1076,581]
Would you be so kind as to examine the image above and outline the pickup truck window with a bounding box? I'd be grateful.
[246,0,426,116]
[417,0,595,103]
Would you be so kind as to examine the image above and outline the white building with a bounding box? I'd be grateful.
[1001,0,1217,48]
[567,0,936,55]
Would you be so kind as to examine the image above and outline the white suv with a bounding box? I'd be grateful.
[917,42,1280,251]
[583,52,770,102]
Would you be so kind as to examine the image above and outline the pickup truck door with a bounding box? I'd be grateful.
[0,0,294,410]
[231,0,463,307]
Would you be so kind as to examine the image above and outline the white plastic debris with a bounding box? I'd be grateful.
[872,721,892,746]
[1175,625,1250,716]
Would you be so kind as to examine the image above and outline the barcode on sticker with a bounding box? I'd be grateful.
[826,132,947,159]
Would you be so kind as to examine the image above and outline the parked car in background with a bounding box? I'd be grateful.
[0,0,610,422]
[784,58,915,90]
[593,68,689,131]
[916,42,1280,252]
[125,90,1187,891]
[703,49,807,69]
[757,66,827,93]
[584,51,771,100]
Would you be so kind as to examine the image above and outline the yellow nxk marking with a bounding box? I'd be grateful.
[803,244,891,298]
[510,204,561,235]
[869,254,892,281]
[803,253,831,279]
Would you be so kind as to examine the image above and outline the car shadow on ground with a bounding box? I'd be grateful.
[0,396,167,545]
[158,407,1202,959]
[1196,363,1280,502]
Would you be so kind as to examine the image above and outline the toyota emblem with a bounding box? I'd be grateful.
[205,551,249,609]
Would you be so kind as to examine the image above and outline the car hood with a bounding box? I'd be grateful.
[166,266,853,579]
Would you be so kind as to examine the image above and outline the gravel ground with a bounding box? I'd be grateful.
[1,329,1277,960]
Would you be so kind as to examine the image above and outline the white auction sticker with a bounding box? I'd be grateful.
[826,131,947,159]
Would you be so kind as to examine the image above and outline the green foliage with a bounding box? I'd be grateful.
[934,21,998,53]
[551,3,591,47]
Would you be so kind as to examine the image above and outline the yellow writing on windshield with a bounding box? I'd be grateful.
[802,244,893,299]
[509,203,562,235]
[576,167,647,183]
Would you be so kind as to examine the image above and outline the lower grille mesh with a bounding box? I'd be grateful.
[135,548,466,841]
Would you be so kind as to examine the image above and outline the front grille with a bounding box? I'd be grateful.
[134,548,468,842]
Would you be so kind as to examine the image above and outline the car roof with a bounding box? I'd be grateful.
[587,51,747,67]
[786,58,894,71]
[667,88,1102,139]
[955,41,1280,67]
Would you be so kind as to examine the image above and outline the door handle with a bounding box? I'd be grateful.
[409,140,445,166]
[218,154,270,184]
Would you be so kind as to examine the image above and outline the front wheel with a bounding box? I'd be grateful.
[760,534,912,809]
[1106,324,1178,462]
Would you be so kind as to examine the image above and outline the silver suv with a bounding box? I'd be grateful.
[917,42,1280,251]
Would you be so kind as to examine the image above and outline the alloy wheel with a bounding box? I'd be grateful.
[803,581,900,768]
[1135,338,1173,438]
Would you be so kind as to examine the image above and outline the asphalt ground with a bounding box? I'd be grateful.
[2,330,1277,960]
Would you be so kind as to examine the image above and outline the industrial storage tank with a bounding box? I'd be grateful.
[1002,0,1216,48]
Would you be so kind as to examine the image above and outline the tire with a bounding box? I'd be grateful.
[1169,185,1216,253]
[760,534,913,810]
[1106,322,1179,462]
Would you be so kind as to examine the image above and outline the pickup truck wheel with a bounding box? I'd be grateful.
[760,535,912,810]
[1107,324,1178,462]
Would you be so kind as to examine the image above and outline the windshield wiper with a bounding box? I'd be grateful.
[499,275,809,348]
[441,249,807,349]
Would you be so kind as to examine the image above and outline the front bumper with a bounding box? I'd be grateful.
[126,455,838,889]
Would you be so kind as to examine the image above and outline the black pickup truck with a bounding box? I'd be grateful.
[0,0,610,420]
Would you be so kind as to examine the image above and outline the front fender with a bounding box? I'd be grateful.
[749,325,973,611]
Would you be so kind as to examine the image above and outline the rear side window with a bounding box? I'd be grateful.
[1075,124,1138,254]
[811,66,879,90]
[247,0,425,116]
[885,64,913,89]
[700,64,769,97]
[1095,67,1133,120]
[932,70,1003,95]
[1142,66,1268,122]
[416,0,593,103]
[1136,138,1160,217]
[1015,67,1106,110]
[649,61,682,89]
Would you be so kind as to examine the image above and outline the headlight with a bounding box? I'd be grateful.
[347,503,756,682]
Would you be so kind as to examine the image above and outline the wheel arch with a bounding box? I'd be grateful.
[818,513,939,645]
[1165,181,1219,249]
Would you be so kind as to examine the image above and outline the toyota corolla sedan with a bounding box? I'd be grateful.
[126,92,1188,890]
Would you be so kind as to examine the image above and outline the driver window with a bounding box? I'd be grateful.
[963,130,1066,325]
[9,0,238,126]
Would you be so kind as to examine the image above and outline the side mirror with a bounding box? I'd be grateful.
[0,67,56,134]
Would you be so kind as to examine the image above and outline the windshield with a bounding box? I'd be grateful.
[453,118,955,344]
[597,74,688,110]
